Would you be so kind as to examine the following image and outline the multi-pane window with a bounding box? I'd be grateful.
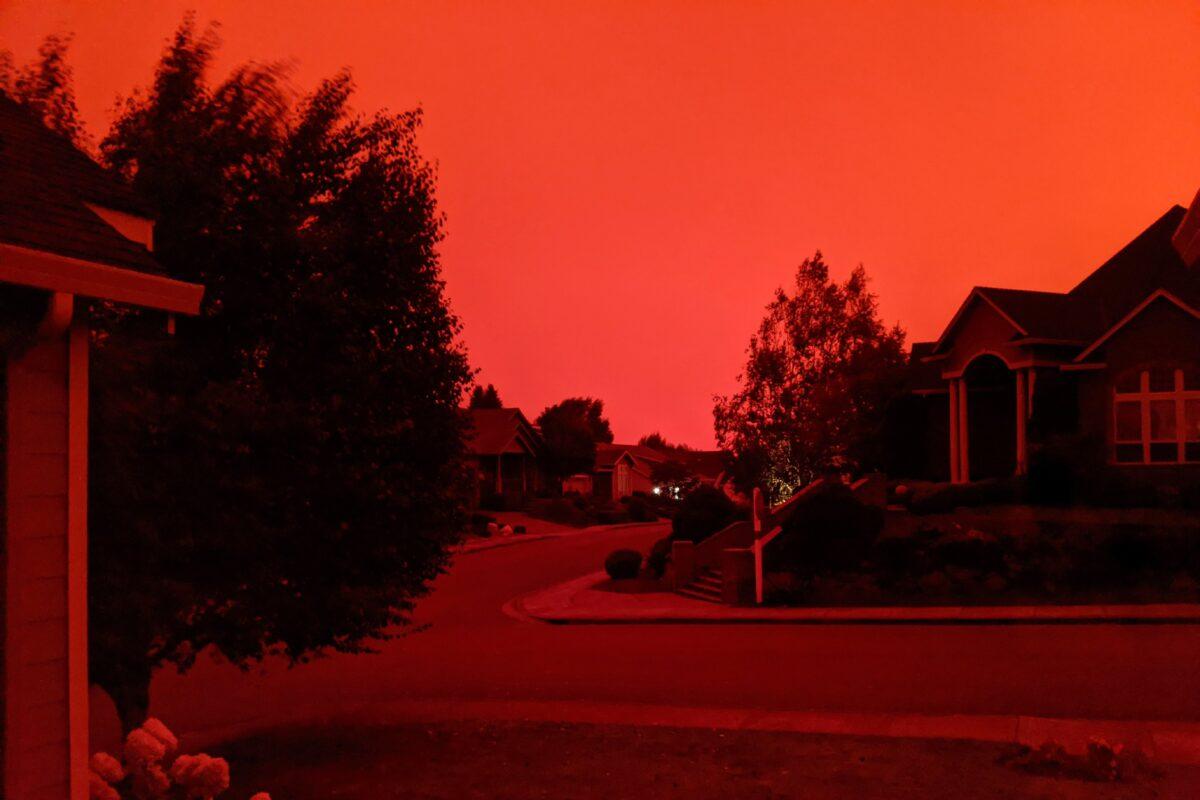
[1113,367,1200,464]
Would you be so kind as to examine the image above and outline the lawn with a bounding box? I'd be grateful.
[217,720,1200,800]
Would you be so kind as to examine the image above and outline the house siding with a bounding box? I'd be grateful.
[1078,298,1200,485]
[4,322,87,800]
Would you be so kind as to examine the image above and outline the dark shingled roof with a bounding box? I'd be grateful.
[1069,205,1192,318]
[466,408,542,455]
[0,93,162,274]
[975,287,1108,343]
[908,341,944,392]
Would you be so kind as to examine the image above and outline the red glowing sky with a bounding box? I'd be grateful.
[3,1,1200,447]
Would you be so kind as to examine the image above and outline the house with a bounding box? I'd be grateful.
[465,407,545,507]
[591,443,665,501]
[0,96,203,800]
[904,190,1200,485]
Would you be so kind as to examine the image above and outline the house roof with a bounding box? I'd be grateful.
[927,201,1200,368]
[466,408,542,456]
[0,94,161,275]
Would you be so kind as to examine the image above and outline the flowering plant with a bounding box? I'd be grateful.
[89,718,271,800]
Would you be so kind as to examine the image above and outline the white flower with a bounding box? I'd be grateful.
[88,770,121,800]
[141,717,180,754]
[89,752,125,784]
[169,753,231,799]
[124,728,167,769]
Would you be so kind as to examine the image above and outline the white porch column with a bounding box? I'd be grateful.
[948,380,960,483]
[1015,369,1028,475]
[958,378,970,483]
[495,454,503,495]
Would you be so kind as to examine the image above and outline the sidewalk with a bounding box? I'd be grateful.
[508,571,1200,625]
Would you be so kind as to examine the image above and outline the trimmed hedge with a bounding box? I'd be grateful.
[604,548,643,580]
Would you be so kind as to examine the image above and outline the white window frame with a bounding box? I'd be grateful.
[1112,368,1200,464]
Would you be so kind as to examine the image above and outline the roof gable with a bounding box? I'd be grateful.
[0,94,162,276]
[466,408,542,456]
[1073,290,1200,363]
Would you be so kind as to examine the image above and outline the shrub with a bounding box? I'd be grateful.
[513,524,526,535]
[671,484,744,543]
[528,498,592,527]
[771,483,884,575]
[605,548,643,580]
[479,492,508,511]
[906,478,1019,514]
[594,505,632,525]
[645,536,673,578]
[468,512,495,537]
[929,528,1008,574]
[620,493,658,522]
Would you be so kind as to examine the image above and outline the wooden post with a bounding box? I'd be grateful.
[948,380,960,483]
[1015,369,1028,475]
[958,378,970,483]
[495,454,503,495]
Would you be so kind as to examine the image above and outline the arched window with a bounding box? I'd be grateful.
[1112,366,1200,464]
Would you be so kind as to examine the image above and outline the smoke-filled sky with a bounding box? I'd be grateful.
[3,1,1200,446]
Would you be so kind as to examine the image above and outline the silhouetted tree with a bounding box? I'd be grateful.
[72,17,472,730]
[469,383,502,409]
[638,432,692,454]
[0,33,88,147]
[714,252,906,502]
[536,397,613,482]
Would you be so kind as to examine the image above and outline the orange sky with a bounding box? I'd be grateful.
[3,1,1200,447]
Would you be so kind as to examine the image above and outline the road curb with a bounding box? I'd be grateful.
[183,697,1200,766]
[511,572,1200,625]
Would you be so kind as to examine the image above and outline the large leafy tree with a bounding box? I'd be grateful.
[14,22,473,729]
[536,397,613,482]
[0,33,87,146]
[714,252,906,502]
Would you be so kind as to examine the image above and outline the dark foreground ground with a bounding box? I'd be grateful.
[220,720,1200,800]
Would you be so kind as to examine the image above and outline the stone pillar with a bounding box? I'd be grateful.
[721,548,757,607]
[958,378,970,483]
[671,541,696,590]
[948,379,960,483]
[1015,369,1028,475]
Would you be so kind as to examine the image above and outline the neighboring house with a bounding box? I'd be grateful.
[905,190,1200,485]
[466,407,544,507]
[0,96,203,800]
[591,444,665,501]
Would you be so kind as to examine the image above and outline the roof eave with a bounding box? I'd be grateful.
[0,241,203,314]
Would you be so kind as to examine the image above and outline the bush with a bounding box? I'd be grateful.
[594,505,632,525]
[771,483,884,575]
[469,512,495,537]
[479,492,508,512]
[929,528,1007,574]
[513,524,526,535]
[620,493,657,522]
[528,498,591,527]
[671,484,744,543]
[646,536,673,578]
[604,548,643,580]
[906,478,1019,514]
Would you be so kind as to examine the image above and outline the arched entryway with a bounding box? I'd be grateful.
[963,355,1016,480]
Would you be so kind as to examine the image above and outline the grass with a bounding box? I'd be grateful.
[217,720,1200,799]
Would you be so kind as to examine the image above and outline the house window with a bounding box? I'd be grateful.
[1112,367,1200,464]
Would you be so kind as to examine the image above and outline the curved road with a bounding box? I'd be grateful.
[93,522,1200,748]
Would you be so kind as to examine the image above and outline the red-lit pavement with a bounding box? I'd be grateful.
[92,521,1200,750]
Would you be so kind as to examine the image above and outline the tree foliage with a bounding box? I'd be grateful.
[468,383,502,409]
[536,397,613,481]
[0,33,88,147]
[77,18,472,729]
[714,252,906,502]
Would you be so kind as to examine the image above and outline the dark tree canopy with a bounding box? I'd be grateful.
[637,432,692,455]
[29,19,473,729]
[536,397,613,481]
[468,383,502,409]
[714,252,906,502]
[0,33,88,147]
